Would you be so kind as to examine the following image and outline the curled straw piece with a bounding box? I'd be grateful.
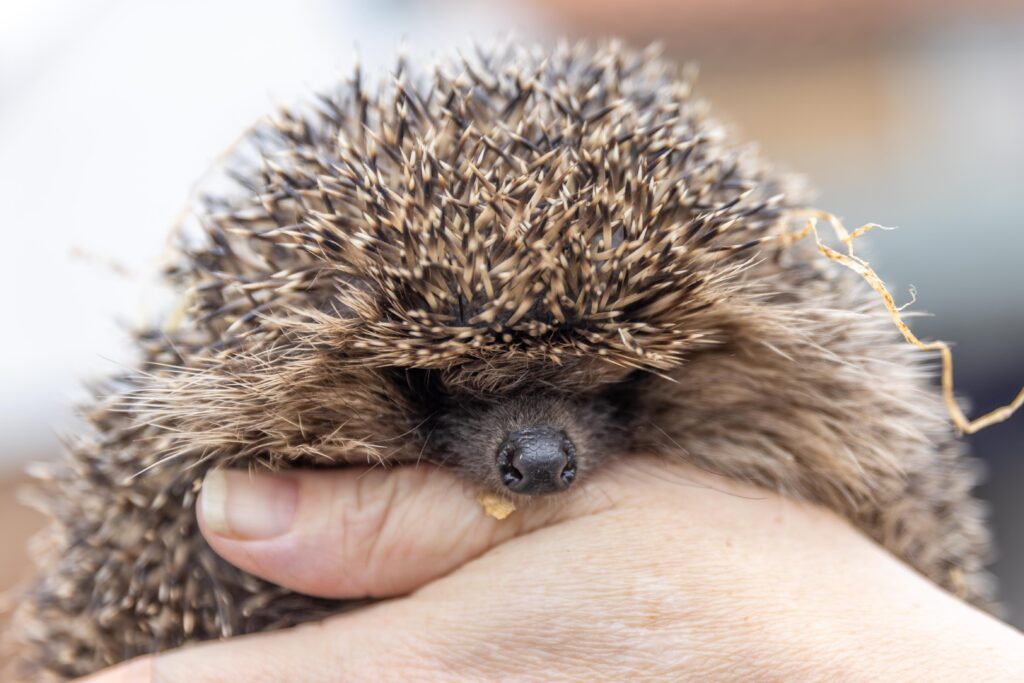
[780,209,1024,435]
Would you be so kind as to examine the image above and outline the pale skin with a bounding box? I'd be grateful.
[80,456,1024,682]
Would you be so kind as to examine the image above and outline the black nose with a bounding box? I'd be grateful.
[496,426,577,495]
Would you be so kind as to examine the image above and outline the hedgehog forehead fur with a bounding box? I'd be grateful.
[181,41,794,396]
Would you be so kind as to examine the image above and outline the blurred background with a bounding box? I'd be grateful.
[2,0,1022,629]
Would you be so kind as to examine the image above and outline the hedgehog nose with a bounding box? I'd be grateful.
[497,426,577,495]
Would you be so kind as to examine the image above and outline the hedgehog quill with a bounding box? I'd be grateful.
[9,40,1021,680]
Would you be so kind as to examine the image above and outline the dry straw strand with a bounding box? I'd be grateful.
[783,208,1024,435]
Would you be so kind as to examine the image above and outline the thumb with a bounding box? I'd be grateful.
[196,464,587,599]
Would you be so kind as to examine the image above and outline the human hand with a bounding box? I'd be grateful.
[82,455,1024,681]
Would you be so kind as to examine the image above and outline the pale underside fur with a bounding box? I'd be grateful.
[6,40,994,681]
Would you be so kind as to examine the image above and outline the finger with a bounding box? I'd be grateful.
[196,464,606,599]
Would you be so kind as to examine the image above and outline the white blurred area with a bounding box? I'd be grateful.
[0,0,541,469]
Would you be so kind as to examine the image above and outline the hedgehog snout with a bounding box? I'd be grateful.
[496,426,577,495]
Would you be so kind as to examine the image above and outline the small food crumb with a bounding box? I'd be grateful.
[478,492,516,520]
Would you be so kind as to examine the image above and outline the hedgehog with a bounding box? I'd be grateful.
[9,40,995,680]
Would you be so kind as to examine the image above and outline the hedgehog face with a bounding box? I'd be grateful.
[388,364,642,496]
[331,212,742,496]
